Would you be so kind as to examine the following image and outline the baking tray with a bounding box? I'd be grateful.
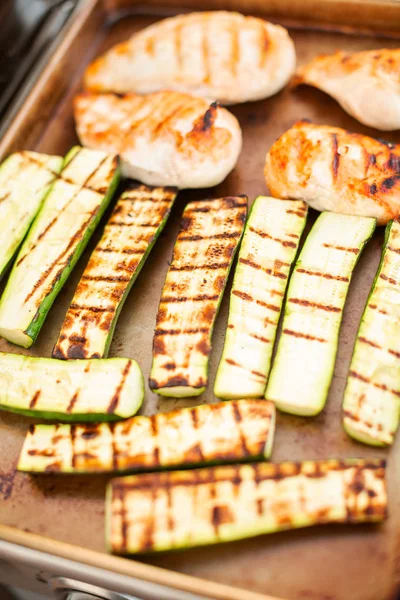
[1,1,400,599]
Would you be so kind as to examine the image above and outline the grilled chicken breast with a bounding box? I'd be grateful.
[74,91,242,189]
[84,11,296,105]
[265,121,400,225]
[294,49,400,131]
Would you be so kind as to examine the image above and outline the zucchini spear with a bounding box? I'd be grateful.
[0,147,120,348]
[149,196,247,397]
[214,197,307,399]
[0,352,143,421]
[18,399,275,474]
[343,220,400,446]
[265,212,376,416]
[52,183,177,360]
[0,151,63,278]
[107,458,387,554]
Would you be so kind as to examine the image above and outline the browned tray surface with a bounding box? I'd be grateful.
[1,1,400,599]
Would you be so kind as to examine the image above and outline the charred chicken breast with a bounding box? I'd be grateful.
[74,91,242,189]
[84,11,296,105]
[265,121,400,225]
[294,49,400,131]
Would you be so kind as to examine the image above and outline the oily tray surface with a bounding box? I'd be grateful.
[1,7,400,600]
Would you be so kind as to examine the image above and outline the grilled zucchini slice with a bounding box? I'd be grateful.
[0,147,120,348]
[149,196,247,397]
[0,352,143,421]
[0,151,62,278]
[18,399,275,473]
[107,458,387,554]
[343,220,400,446]
[214,197,307,399]
[52,183,177,360]
[265,213,376,416]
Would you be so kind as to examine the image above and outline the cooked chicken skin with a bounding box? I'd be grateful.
[84,11,296,105]
[265,121,400,225]
[74,91,242,189]
[294,49,400,131]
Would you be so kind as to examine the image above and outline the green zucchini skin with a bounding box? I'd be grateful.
[343,220,400,446]
[214,196,307,399]
[265,212,376,416]
[149,196,247,397]
[0,352,143,421]
[0,147,120,348]
[107,458,387,554]
[52,183,178,360]
[17,399,275,474]
[0,151,63,279]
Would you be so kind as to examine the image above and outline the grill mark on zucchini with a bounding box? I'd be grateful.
[239,257,288,279]
[154,327,209,336]
[225,358,268,382]
[70,304,113,313]
[69,335,87,344]
[349,370,400,397]
[286,208,307,217]
[296,268,350,283]
[249,333,270,344]
[380,273,398,285]
[256,299,280,312]
[179,232,242,242]
[358,337,382,349]
[150,415,160,467]
[343,410,388,437]
[170,262,230,272]
[70,425,77,469]
[249,226,297,247]
[107,221,157,228]
[160,294,219,303]
[60,178,106,196]
[97,247,147,255]
[282,328,327,343]
[232,290,280,313]
[81,275,132,283]
[29,391,41,409]
[67,393,79,413]
[323,243,360,254]
[118,483,129,553]
[108,360,133,414]
[189,408,205,462]
[0,191,11,205]
[110,423,119,471]
[184,197,247,214]
[289,298,341,313]
[387,245,400,255]
[368,303,389,316]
